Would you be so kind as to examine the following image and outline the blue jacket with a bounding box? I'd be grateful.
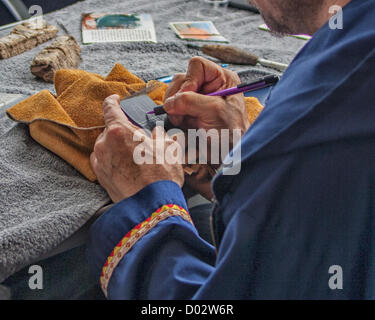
[87,0,375,299]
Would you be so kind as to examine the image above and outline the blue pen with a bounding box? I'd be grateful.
[157,64,229,83]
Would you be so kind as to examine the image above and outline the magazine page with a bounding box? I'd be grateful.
[82,13,157,44]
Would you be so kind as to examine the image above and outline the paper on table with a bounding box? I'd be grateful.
[169,21,229,43]
[82,13,157,44]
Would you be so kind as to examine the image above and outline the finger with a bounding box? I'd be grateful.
[151,125,166,139]
[95,127,107,144]
[164,74,186,126]
[200,68,241,94]
[184,117,199,129]
[102,94,133,129]
[90,152,98,173]
[168,131,185,145]
[168,114,185,127]
[90,152,112,194]
[180,57,226,94]
[212,69,241,90]
[223,69,241,86]
[92,137,118,179]
[164,91,224,119]
[164,73,186,101]
[151,126,175,148]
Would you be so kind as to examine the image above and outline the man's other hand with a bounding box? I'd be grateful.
[164,56,250,135]
[90,95,184,203]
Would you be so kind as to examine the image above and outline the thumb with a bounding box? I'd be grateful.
[164,91,223,119]
[102,94,129,127]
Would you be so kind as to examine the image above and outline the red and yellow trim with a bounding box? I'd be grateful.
[99,204,193,297]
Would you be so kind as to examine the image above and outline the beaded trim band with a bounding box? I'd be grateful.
[100,204,193,297]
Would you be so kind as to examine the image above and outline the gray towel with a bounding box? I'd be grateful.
[0,0,305,283]
[0,101,109,283]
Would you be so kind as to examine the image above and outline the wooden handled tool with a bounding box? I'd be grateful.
[187,44,288,72]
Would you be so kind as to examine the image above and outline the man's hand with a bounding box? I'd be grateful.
[90,95,184,203]
[164,56,250,135]
[163,57,249,200]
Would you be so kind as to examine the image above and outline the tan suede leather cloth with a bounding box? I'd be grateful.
[6,63,264,182]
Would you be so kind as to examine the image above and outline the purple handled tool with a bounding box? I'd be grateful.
[147,75,279,115]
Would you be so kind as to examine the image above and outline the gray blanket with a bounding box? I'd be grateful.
[0,0,305,283]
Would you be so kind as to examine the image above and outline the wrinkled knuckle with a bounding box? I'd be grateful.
[102,101,113,111]
[179,92,191,105]
[107,124,125,140]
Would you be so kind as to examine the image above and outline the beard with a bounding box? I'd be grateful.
[255,0,324,35]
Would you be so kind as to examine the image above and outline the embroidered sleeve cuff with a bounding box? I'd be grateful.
[87,180,189,279]
[100,203,193,296]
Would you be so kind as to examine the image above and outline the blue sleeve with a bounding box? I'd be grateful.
[87,180,216,299]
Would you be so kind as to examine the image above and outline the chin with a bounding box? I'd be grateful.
[261,15,292,36]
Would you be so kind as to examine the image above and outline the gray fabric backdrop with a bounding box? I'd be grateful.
[0,0,305,283]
